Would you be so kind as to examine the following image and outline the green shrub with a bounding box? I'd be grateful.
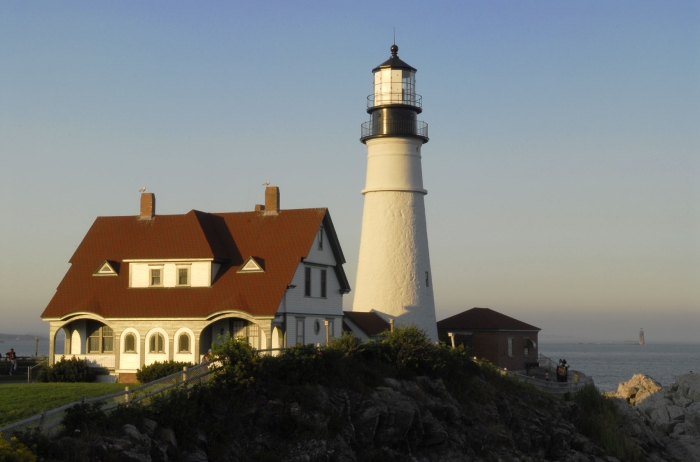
[136,360,194,384]
[381,325,443,378]
[0,433,36,462]
[61,402,106,436]
[37,357,96,383]
[212,336,261,389]
[574,384,643,462]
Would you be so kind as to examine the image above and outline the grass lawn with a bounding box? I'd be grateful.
[0,382,127,427]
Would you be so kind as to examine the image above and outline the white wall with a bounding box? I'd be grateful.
[71,322,85,354]
[144,328,169,366]
[284,263,343,316]
[284,315,342,347]
[173,327,196,364]
[130,262,211,288]
[119,328,140,371]
[305,226,337,266]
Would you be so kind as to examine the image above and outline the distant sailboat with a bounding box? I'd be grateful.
[639,328,645,345]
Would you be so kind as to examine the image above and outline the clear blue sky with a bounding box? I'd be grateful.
[1,1,698,343]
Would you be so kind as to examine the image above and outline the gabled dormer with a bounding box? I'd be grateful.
[125,259,220,288]
[93,260,118,276]
[237,257,265,273]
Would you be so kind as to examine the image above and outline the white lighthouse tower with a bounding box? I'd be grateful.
[352,44,438,341]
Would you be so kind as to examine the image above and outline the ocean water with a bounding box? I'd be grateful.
[0,338,63,358]
[540,343,700,392]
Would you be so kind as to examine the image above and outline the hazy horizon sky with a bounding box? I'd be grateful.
[1,1,698,343]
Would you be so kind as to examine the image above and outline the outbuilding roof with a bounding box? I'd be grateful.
[41,208,350,320]
[437,308,540,332]
[343,311,391,336]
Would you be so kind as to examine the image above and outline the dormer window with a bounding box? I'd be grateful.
[150,267,163,287]
[177,266,190,286]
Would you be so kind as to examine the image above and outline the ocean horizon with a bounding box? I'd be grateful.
[540,342,700,392]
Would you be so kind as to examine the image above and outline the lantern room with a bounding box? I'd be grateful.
[369,44,421,110]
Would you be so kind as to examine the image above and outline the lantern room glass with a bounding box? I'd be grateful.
[373,68,416,107]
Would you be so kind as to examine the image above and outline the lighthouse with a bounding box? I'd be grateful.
[352,44,438,341]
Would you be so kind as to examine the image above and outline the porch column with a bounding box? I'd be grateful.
[114,332,121,371]
[259,321,273,350]
[48,322,60,365]
[194,332,201,364]
[139,335,146,369]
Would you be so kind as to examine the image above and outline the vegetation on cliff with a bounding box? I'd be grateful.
[14,327,652,461]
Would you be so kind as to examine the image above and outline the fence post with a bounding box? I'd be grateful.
[125,386,130,406]
[182,366,187,387]
[38,409,46,432]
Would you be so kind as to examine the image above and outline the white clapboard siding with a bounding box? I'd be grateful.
[191,262,210,287]
[130,264,150,288]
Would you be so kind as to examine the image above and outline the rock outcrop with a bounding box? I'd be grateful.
[608,372,700,461]
[51,376,671,462]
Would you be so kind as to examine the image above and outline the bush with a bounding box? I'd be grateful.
[136,360,194,384]
[37,357,96,383]
[61,402,106,436]
[574,384,643,462]
[0,433,36,462]
[212,336,260,389]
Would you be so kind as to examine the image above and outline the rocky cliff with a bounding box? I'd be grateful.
[35,375,677,462]
[607,373,700,461]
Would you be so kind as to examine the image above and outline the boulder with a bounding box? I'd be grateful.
[612,374,662,406]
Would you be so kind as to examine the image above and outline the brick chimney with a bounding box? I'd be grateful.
[264,186,280,215]
[139,193,156,220]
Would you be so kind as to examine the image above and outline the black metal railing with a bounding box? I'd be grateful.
[361,120,428,141]
[367,93,422,109]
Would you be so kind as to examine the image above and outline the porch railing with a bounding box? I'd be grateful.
[55,354,115,369]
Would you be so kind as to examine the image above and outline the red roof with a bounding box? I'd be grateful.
[343,311,390,336]
[41,208,349,320]
[437,308,540,332]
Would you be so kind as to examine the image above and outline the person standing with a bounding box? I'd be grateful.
[6,348,17,376]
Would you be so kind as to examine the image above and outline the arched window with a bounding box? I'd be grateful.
[178,334,190,353]
[149,333,165,353]
[124,333,136,353]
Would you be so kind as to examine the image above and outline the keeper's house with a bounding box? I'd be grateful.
[41,187,350,383]
[437,308,540,371]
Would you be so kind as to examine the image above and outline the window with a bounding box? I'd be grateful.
[247,323,260,349]
[149,333,165,353]
[304,267,311,296]
[124,333,136,353]
[87,322,113,353]
[232,320,247,338]
[150,267,162,286]
[177,267,190,286]
[326,319,334,338]
[425,271,430,287]
[296,319,305,345]
[102,326,114,352]
[314,320,321,335]
[317,226,324,250]
[178,334,190,353]
[507,338,513,357]
[321,270,327,298]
